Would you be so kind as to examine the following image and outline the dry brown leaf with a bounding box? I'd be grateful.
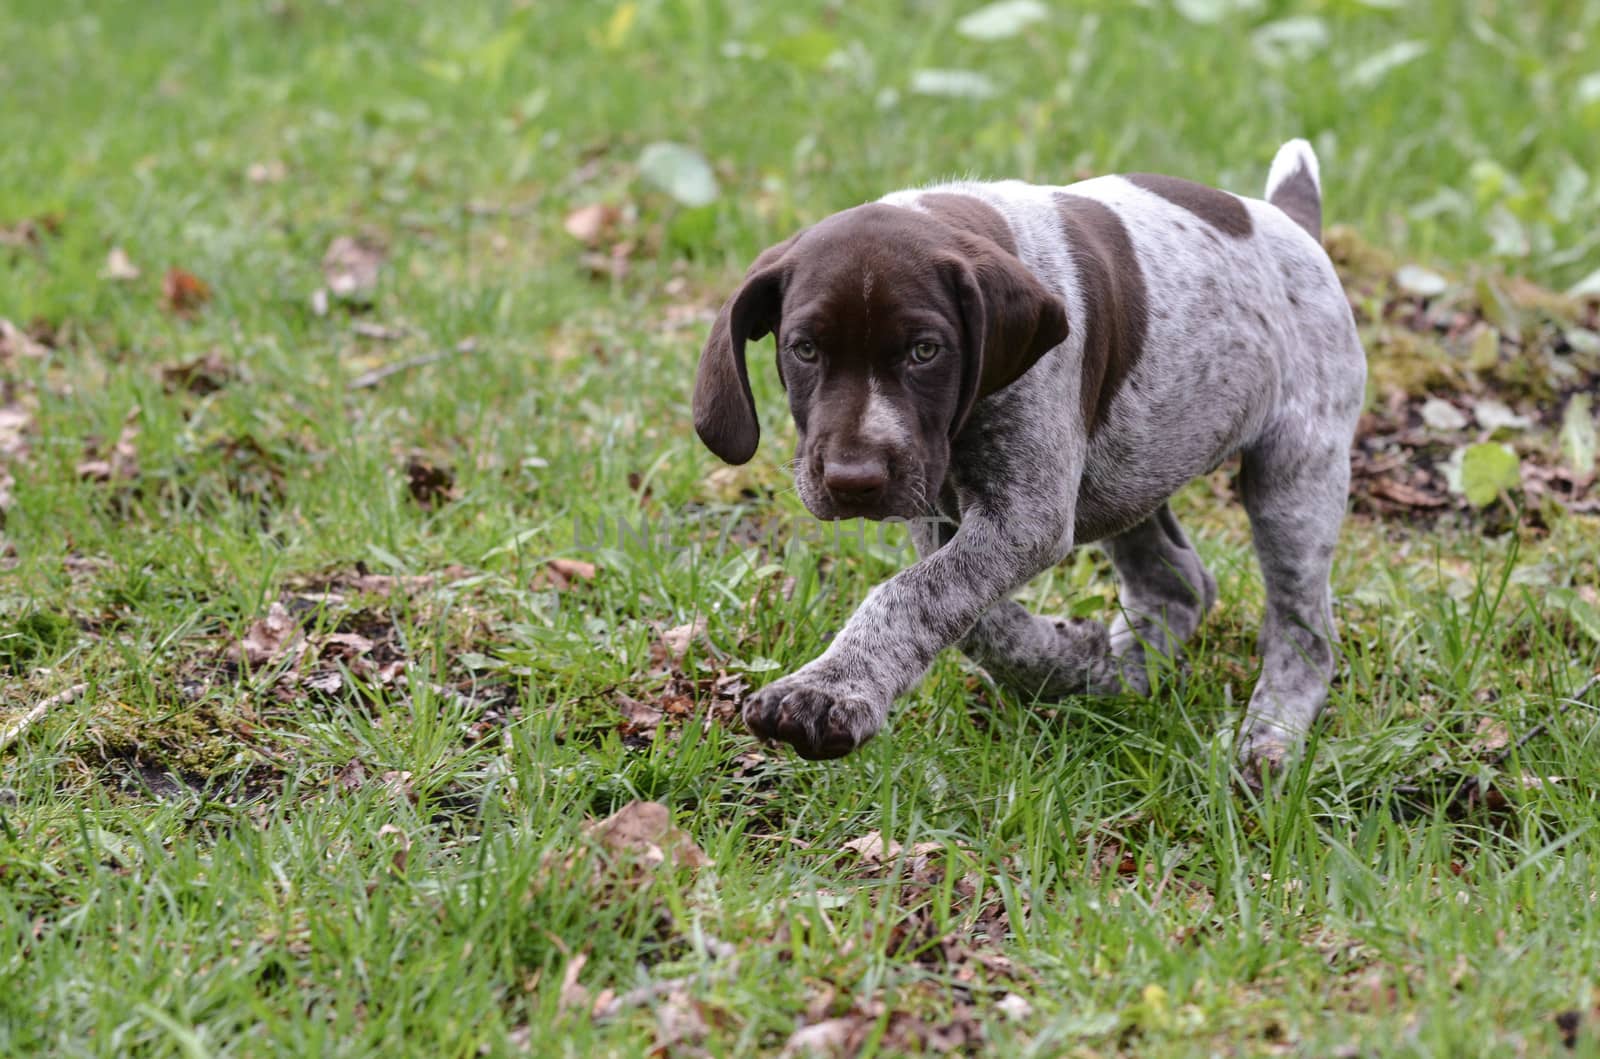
[247,160,288,184]
[376,823,410,873]
[335,759,367,792]
[653,990,709,1053]
[656,618,708,665]
[160,351,234,395]
[322,235,385,300]
[405,456,457,509]
[563,203,621,247]
[1471,716,1512,754]
[535,558,598,590]
[558,952,591,1013]
[162,267,211,316]
[0,214,61,247]
[322,632,376,658]
[101,247,141,281]
[842,830,944,869]
[781,1017,865,1057]
[0,403,32,461]
[615,693,664,731]
[585,800,710,870]
[75,407,142,483]
[0,319,48,361]
[229,601,308,668]
[381,770,416,804]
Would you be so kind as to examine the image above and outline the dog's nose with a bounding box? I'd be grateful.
[822,457,890,502]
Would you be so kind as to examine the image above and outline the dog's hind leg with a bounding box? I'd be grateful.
[1103,504,1218,694]
[909,518,1121,700]
[1234,418,1352,781]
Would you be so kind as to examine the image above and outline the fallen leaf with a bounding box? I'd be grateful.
[653,990,709,1053]
[1395,264,1449,298]
[75,407,141,483]
[335,759,367,792]
[161,267,211,316]
[558,952,590,1012]
[160,351,233,395]
[996,993,1033,1020]
[654,618,708,668]
[563,203,621,247]
[1472,398,1533,433]
[247,160,288,184]
[322,235,385,301]
[585,800,710,870]
[1471,716,1511,754]
[376,824,410,873]
[781,1017,862,1057]
[405,456,457,509]
[534,558,597,590]
[1420,397,1468,431]
[0,319,48,361]
[230,601,308,668]
[0,213,61,247]
[381,770,416,804]
[101,247,141,281]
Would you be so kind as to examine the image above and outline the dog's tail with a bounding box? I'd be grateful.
[1264,138,1321,240]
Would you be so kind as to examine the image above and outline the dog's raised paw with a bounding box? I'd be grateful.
[743,678,883,760]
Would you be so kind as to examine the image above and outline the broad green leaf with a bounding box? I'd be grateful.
[1348,40,1428,88]
[909,68,998,100]
[1458,442,1520,507]
[957,0,1050,41]
[771,29,839,68]
[638,142,720,207]
[1560,393,1597,477]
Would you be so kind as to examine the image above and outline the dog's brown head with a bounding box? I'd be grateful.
[693,201,1069,521]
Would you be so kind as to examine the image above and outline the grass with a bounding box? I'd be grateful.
[3,0,1600,1055]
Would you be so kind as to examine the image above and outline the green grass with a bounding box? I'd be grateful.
[3,0,1600,1055]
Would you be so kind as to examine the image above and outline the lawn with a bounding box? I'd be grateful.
[3,0,1600,1055]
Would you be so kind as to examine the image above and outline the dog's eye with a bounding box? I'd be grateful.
[791,339,818,362]
[910,341,940,364]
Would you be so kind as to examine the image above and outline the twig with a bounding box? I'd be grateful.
[1391,673,1600,817]
[0,682,89,754]
[347,351,450,391]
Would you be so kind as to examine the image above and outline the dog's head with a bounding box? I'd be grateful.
[693,201,1069,521]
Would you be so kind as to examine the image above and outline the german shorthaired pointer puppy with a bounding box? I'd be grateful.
[693,140,1364,782]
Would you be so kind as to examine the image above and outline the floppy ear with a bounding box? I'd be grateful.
[693,236,797,465]
[943,236,1070,438]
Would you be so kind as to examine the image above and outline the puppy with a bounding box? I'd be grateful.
[693,140,1364,779]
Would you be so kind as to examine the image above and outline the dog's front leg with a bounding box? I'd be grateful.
[744,506,1071,759]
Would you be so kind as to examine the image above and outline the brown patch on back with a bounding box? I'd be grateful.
[1125,173,1253,238]
[1054,194,1149,433]
[1268,162,1321,239]
[917,192,1019,255]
